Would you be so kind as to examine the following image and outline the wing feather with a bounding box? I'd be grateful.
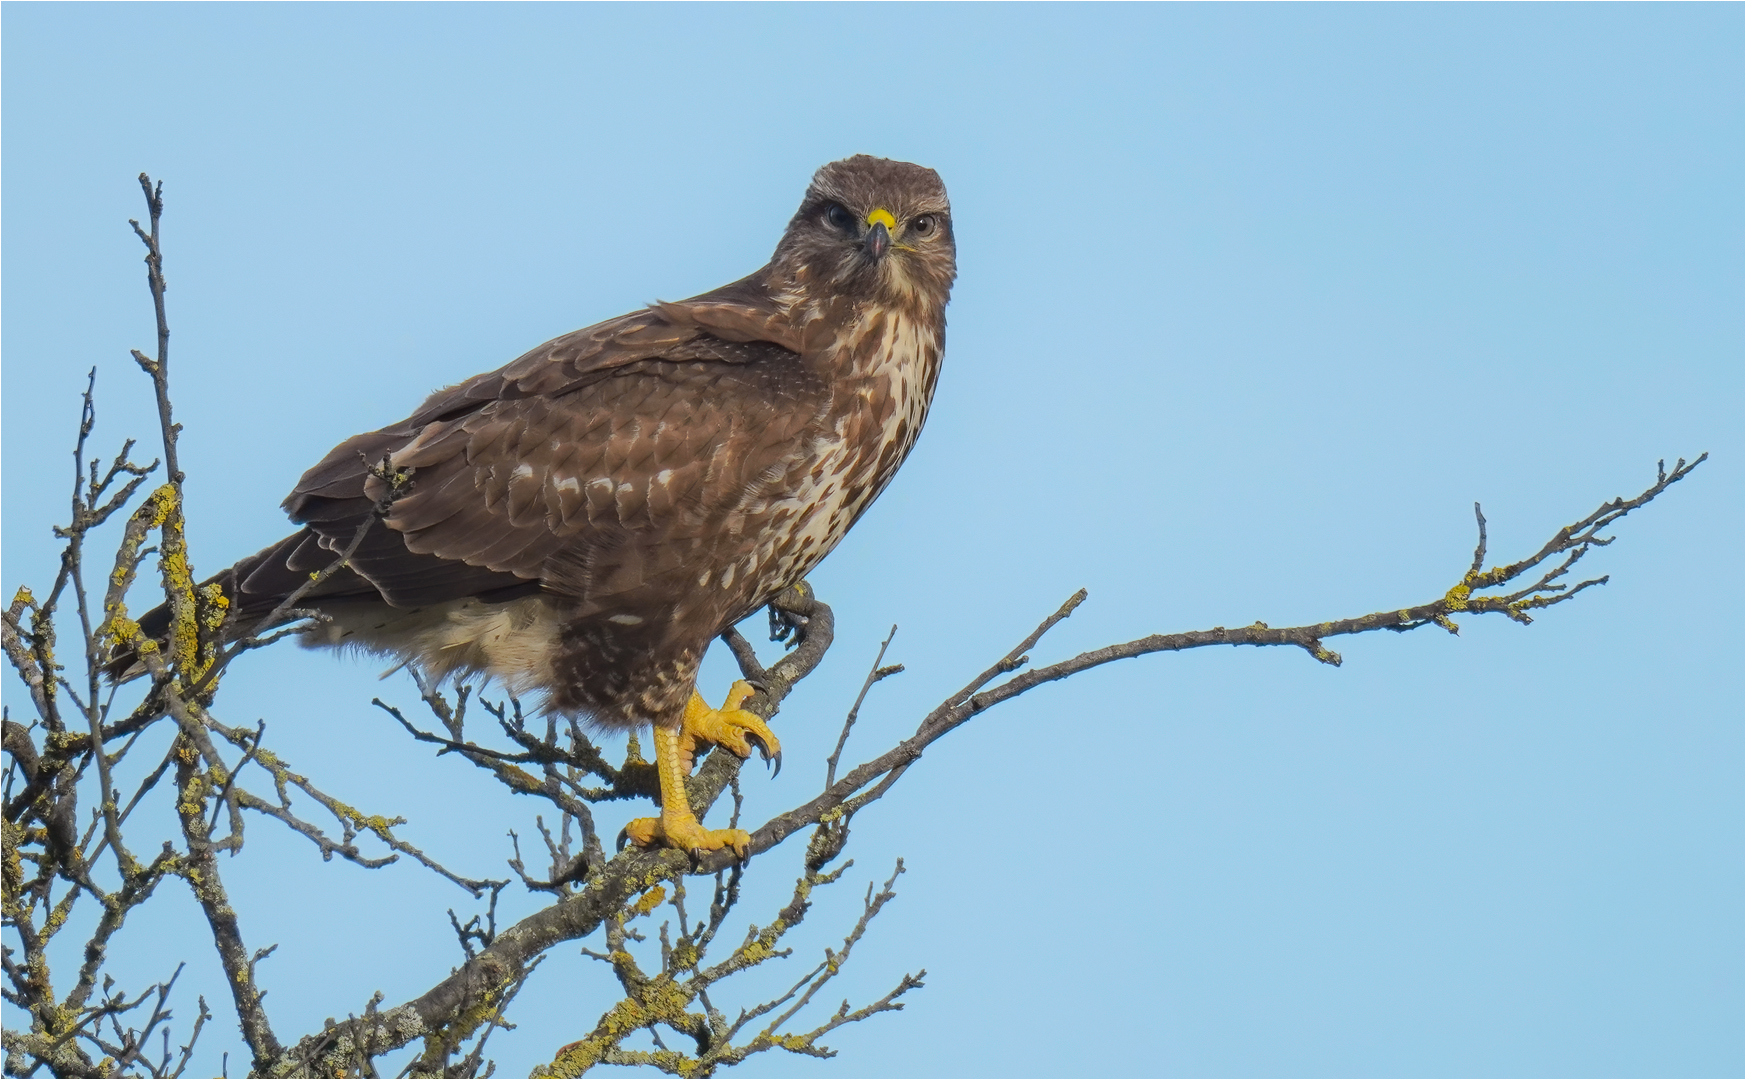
[277,282,825,612]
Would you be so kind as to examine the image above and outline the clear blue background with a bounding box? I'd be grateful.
[4,5,1739,1077]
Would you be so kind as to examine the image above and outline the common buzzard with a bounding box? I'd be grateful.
[129,155,955,857]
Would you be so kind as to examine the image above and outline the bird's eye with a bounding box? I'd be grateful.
[825,204,855,232]
[912,214,937,237]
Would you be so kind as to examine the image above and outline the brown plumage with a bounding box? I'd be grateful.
[138,157,953,843]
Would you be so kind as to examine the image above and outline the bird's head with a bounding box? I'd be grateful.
[771,155,956,315]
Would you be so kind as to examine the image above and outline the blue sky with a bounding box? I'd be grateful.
[3,4,1740,1077]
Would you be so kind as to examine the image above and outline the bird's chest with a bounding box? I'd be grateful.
[749,311,941,586]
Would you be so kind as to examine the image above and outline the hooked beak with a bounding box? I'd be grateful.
[864,207,896,260]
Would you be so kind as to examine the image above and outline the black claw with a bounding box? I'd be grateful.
[746,731,772,763]
[615,827,630,853]
[742,732,781,777]
[742,677,769,693]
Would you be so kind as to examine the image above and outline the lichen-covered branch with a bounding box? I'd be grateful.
[3,176,498,1079]
[528,854,918,1077]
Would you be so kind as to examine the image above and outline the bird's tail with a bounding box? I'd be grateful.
[103,532,338,683]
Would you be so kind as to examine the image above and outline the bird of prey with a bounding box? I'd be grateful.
[126,155,956,857]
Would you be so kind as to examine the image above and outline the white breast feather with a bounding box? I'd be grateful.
[755,310,938,586]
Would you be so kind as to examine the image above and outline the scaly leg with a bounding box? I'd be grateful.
[620,681,781,857]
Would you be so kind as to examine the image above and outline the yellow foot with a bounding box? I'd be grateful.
[619,814,751,859]
[679,680,782,775]
[618,680,780,859]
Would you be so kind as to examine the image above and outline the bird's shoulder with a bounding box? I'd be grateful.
[406,271,811,426]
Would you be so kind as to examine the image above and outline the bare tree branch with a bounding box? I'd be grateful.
[825,627,902,789]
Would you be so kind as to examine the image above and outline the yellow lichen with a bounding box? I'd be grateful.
[142,484,177,529]
[737,934,780,966]
[179,770,209,817]
[2,819,25,898]
[533,975,701,1079]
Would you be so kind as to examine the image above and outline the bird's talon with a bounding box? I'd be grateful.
[619,817,661,852]
[618,814,748,858]
[628,683,781,856]
[721,679,757,712]
[682,684,781,767]
[767,602,810,647]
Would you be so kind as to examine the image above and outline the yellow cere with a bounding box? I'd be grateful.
[865,207,897,231]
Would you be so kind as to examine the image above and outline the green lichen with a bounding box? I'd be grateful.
[349,811,399,838]
[178,772,208,818]
[732,918,789,970]
[2,819,24,900]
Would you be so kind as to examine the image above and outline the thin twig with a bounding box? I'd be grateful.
[826,626,901,788]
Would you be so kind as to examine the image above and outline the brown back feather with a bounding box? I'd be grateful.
[277,279,826,613]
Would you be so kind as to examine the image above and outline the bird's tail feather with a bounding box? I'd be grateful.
[103,530,379,683]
